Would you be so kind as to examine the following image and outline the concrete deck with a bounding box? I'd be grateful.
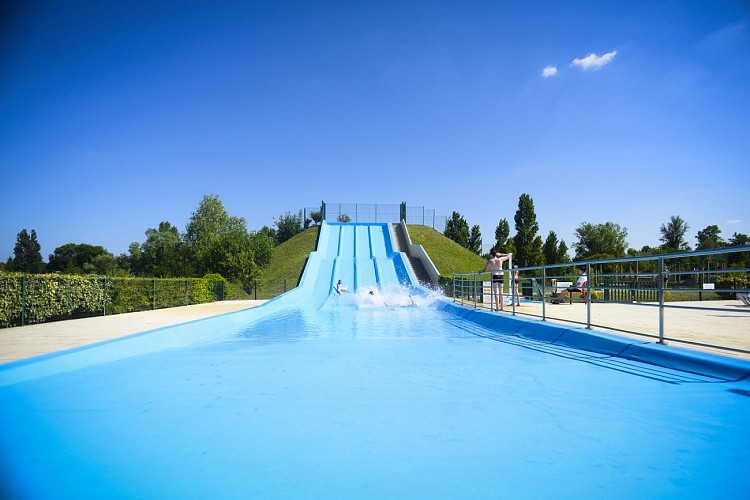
[0,300,266,364]
[1,298,748,364]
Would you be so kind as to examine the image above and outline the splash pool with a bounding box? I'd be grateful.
[2,292,750,498]
[3,221,750,498]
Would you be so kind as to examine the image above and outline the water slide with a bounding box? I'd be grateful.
[293,221,418,308]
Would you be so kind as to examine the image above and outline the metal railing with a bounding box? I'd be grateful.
[452,246,750,357]
[315,202,448,232]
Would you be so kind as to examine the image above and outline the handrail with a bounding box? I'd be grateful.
[452,245,750,357]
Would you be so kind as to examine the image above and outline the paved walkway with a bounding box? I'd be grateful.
[1,298,748,364]
[0,300,265,364]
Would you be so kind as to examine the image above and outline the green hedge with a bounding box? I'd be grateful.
[0,273,227,328]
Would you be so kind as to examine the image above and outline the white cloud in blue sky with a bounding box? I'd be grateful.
[571,50,618,70]
[542,65,558,77]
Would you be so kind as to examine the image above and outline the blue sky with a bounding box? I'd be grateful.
[2,0,748,262]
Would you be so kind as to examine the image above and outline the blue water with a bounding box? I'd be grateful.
[3,221,750,498]
[2,298,750,498]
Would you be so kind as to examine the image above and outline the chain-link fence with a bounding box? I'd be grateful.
[307,202,447,233]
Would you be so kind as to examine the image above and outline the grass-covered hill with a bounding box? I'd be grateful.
[406,225,486,277]
[259,224,485,290]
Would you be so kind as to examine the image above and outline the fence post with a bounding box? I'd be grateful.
[103,278,107,316]
[284,279,287,293]
[21,275,27,327]
[254,280,257,300]
[152,279,156,310]
[186,280,189,306]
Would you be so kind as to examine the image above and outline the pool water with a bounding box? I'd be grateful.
[2,294,750,498]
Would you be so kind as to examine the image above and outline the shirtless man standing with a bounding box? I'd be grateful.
[481,251,511,311]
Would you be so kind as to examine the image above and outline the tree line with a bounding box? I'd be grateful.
[443,193,749,268]
[2,195,317,287]
[4,193,747,281]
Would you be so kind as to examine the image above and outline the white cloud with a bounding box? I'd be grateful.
[542,65,558,77]
[571,50,617,70]
[727,219,743,224]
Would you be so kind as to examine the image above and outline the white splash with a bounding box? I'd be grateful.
[347,283,443,308]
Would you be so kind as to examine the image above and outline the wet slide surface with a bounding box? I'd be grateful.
[2,222,750,498]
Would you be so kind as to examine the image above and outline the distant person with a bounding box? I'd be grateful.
[512,264,521,306]
[552,268,587,304]
[336,280,348,293]
[480,251,511,311]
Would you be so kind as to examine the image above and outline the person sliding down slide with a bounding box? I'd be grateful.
[336,280,349,294]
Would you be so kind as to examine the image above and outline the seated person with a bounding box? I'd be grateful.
[552,268,587,304]
[336,280,348,293]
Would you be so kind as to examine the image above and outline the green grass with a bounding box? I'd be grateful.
[259,226,320,287]
[406,225,486,277]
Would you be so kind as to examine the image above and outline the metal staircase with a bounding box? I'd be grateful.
[391,224,432,286]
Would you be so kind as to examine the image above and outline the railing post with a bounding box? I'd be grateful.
[585,263,592,329]
[473,273,477,309]
[254,280,257,300]
[452,273,456,302]
[103,278,107,316]
[658,257,665,343]
[152,279,156,310]
[541,268,546,321]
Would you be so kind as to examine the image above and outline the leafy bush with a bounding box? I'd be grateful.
[0,272,227,328]
[714,275,749,299]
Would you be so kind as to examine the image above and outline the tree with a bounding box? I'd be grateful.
[729,232,750,247]
[467,225,482,255]
[249,231,273,269]
[275,210,304,244]
[727,232,750,267]
[48,243,113,274]
[695,225,725,250]
[512,194,543,267]
[10,229,44,273]
[573,222,628,260]
[542,231,570,265]
[337,214,351,222]
[139,222,184,277]
[494,218,514,254]
[184,194,257,281]
[309,210,322,225]
[444,211,469,248]
[660,215,690,252]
